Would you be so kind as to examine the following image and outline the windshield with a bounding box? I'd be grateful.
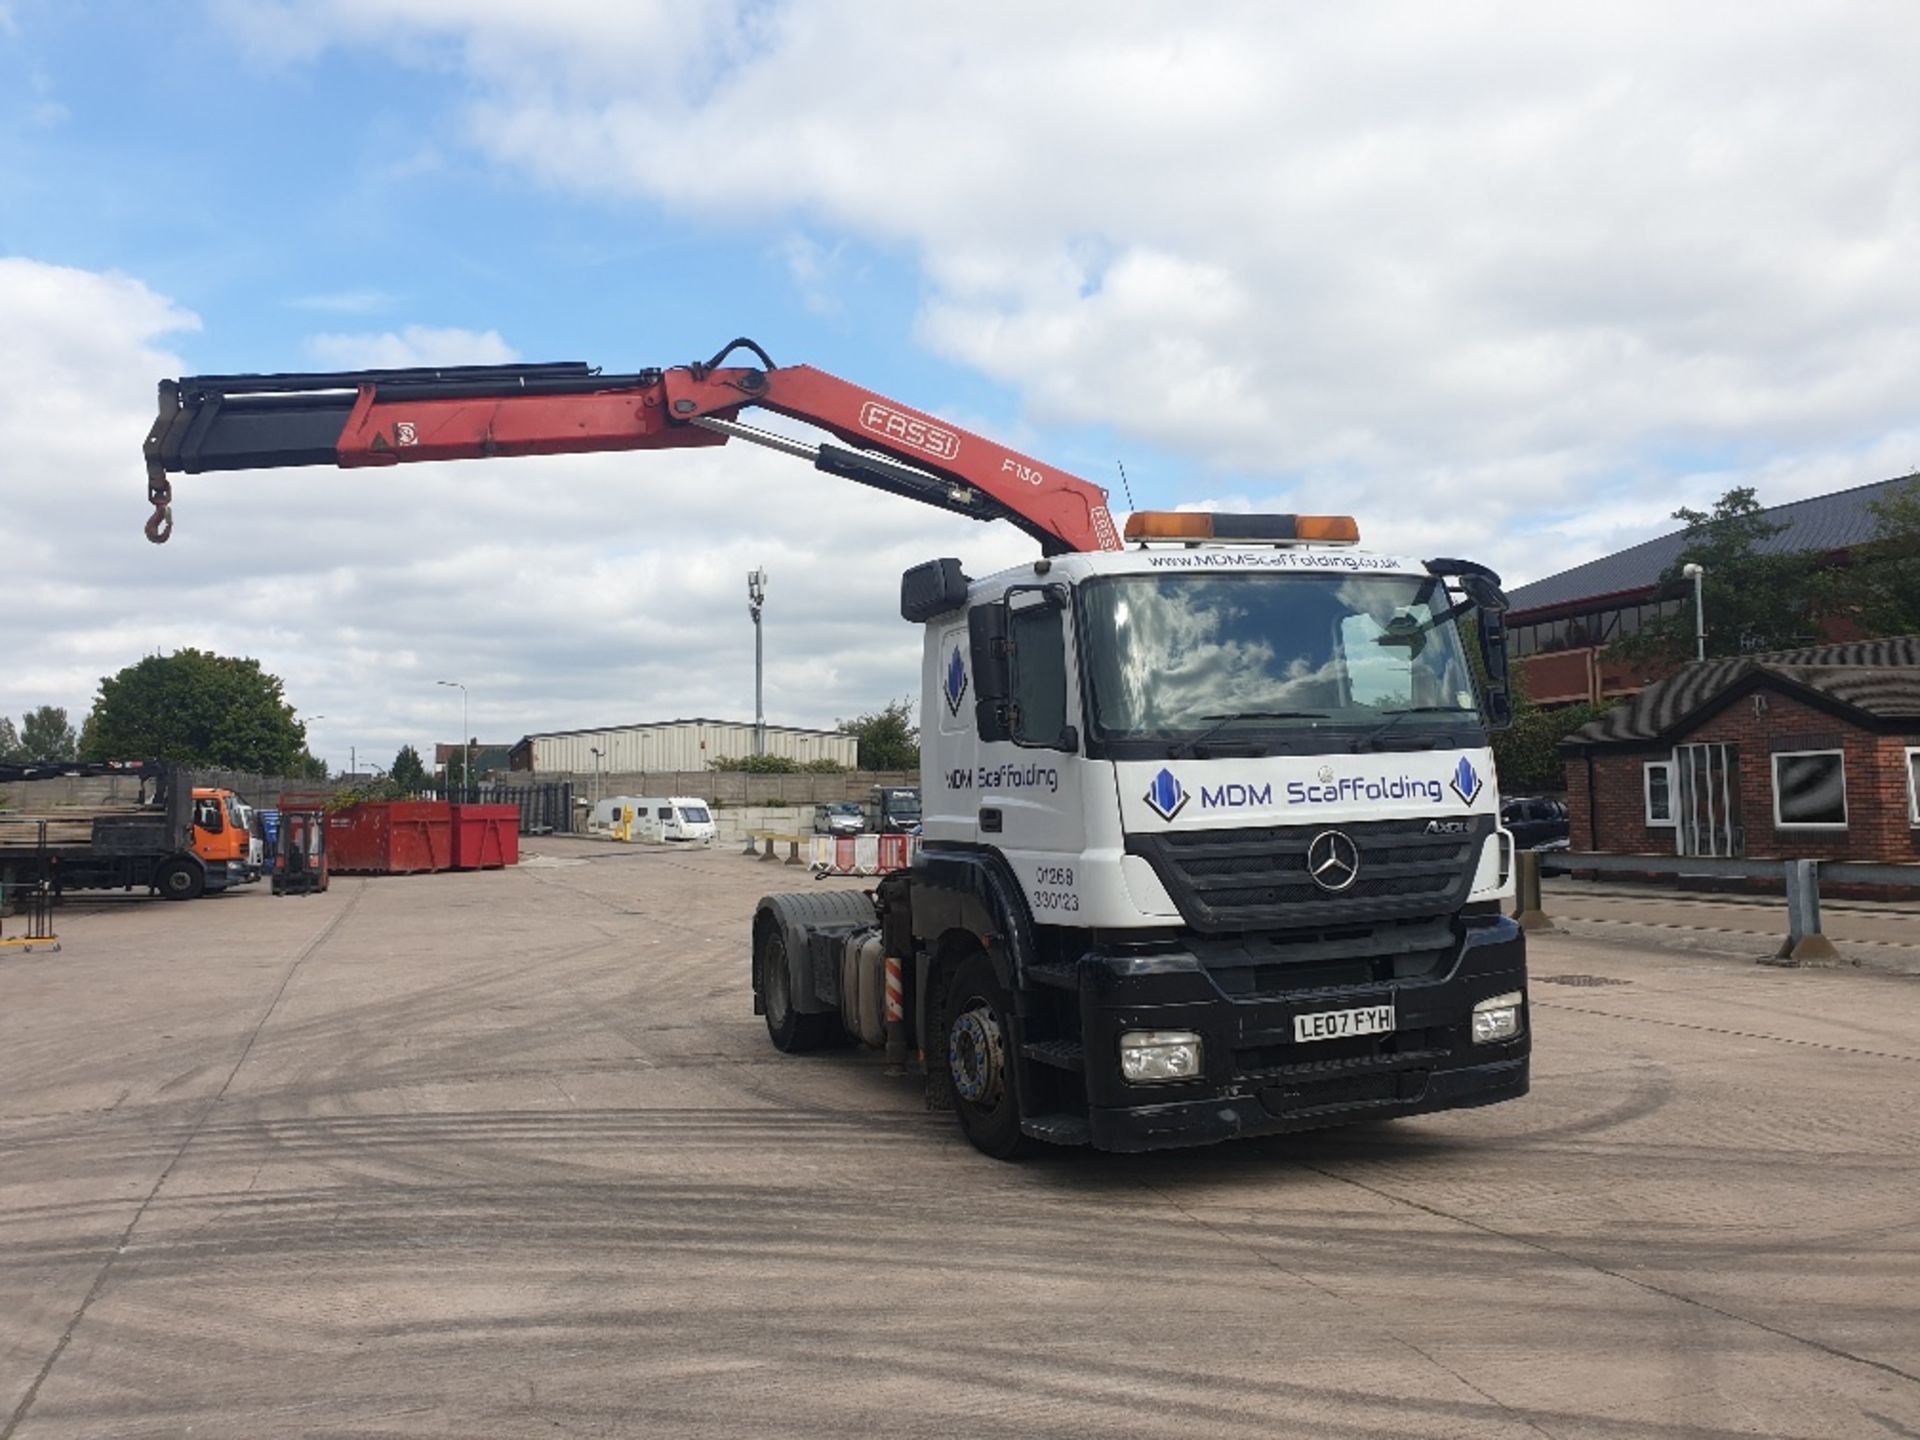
[882,790,921,818]
[677,805,711,825]
[827,804,861,817]
[1079,572,1482,744]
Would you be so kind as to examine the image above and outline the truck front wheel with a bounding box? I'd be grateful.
[759,924,837,1053]
[945,952,1030,1160]
[155,860,205,901]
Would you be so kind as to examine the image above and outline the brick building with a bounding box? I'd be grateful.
[1559,637,1920,863]
[1504,475,1913,707]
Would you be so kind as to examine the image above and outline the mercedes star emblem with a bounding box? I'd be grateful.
[1307,830,1361,892]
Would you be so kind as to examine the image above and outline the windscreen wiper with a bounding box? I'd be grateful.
[1350,706,1475,752]
[1169,710,1328,758]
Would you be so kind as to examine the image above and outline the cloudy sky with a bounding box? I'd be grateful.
[3,3,1918,771]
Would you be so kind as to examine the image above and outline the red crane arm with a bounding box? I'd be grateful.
[144,340,1121,554]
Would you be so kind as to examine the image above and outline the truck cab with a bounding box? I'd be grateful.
[867,785,921,835]
[189,787,252,893]
[755,513,1528,1156]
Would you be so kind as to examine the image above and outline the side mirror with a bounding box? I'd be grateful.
[1459,572,1510,615]
[1478,612,1514,732]
[901,558,971,623]
[969,602,1010,742]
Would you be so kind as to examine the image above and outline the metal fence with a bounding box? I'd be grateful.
[1517,850,1920,963]
[430,781,576,835]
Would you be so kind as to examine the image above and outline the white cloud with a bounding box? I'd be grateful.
[245,1,1920,587]
[0,258,1029,770]
[774,232,846,317]
[305,324,517,368]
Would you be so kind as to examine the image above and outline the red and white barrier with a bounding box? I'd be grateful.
[809,833,920,877]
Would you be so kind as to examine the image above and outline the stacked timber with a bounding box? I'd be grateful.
[0,812,132,849]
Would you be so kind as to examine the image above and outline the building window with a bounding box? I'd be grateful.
[1908,747,1920,827]
[1771,750,1848,829]
[1644,761,1675,826]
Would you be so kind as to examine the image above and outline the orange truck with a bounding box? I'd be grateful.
[0,761,253,900]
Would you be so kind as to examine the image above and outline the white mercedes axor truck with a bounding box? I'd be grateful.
[138,344,1525,1161]
[753,510,1529,1157]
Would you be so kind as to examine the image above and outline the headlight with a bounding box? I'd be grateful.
[1119,1030,1203,1084]
[1472,990,1525,1044]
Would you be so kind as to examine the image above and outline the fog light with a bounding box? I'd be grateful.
[1472,990,1524,1044]
[1119,1030,1203,1084]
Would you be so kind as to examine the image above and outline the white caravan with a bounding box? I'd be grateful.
[633,796,717,844]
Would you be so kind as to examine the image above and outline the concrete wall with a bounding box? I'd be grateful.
[562,769,916,808]
[1,769,343,813]
[582,804,811,846]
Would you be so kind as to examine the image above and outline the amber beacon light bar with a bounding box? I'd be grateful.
[1122,512,1362,546]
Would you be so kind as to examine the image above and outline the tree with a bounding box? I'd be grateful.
[710,754,801,773]
[0,718,22,762]
[19,705,78,759]
[838,699,919,771]
[80,649,313,774]
[1497,697,1612,794]
[1610,487,1821,666]
[1484,640,1610,794]
[1823,475,1920,637]
[391,744,429,790]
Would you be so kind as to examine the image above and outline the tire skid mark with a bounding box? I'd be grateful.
[1290,1157,1920,1391]
[0,880,369,1440]
[1532,997,1920,1064]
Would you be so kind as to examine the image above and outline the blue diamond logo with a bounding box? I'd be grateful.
[1144,767,1189,822]
[944,646,968,716]
[1450,756,1483,806]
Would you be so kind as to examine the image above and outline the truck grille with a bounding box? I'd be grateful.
[1126,816,1494,936]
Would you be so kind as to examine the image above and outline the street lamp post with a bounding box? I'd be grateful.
[747,569,769,757]
[1682,563,1706,662]
[437,680,469,796]
[590,746,603,807]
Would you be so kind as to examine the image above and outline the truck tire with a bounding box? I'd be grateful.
[944,951,1030,1160]
[155,860,205,901]
[758,923,837,1053]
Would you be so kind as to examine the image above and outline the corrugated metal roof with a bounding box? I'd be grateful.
[517,717,846,741]
[1560,636,1920,749]
[1507,475,1917,616]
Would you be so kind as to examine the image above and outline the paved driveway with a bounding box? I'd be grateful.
[3,840,1916,1437]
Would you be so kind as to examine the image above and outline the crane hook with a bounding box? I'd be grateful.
[144,465,173,544]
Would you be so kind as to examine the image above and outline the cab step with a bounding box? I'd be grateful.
[1023,962,1079,991]
[1021,1038,1085,1072]
[1020,1112,1091,1146]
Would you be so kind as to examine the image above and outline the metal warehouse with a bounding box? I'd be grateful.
[509,719,857,773]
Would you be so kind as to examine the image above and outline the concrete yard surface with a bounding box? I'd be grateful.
[2,838,1917,1437]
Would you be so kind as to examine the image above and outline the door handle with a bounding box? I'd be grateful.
[979,808,1003,833]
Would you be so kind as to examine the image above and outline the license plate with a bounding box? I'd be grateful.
[1294,1004,1394,1043]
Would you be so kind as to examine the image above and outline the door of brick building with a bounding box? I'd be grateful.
[1674,742,1743,857]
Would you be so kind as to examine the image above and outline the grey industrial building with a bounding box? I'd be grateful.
[508,719,857,774]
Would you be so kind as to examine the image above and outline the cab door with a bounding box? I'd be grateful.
[190,792,226,861]
[973,586,1086,900]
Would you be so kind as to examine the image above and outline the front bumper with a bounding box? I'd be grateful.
[1073,912,1529,1153]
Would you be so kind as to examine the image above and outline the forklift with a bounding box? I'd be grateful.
[270,809,329,896]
